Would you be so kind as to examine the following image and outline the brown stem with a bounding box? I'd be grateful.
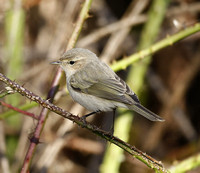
[0,101,38,120]
[0,72,167,172]
[19,0,93,172]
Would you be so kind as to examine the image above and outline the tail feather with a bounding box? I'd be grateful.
[129,104,164,122]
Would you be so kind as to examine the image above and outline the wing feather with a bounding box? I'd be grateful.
[69,62,139,105]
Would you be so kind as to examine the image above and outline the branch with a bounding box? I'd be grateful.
[111,22,200,71]
[0,102,38,119]
[0,73,168,173]
[169,153,200,173]
[0,101,38,120]
[20,0,93,172]
[65,0,92,51]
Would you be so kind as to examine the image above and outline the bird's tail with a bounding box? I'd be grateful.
[128,103,164,122]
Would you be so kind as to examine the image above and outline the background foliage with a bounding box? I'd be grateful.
[0,0,200,172]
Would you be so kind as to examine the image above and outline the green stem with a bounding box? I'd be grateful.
[111,22,200,72]
[169,153,200,173]
[101,1,170,173]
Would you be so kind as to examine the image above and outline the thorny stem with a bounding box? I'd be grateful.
[111,22,200,71]
[65,0,92,51]
[0,73,167,172]
[0,101,38,120]
[19,0,93,172]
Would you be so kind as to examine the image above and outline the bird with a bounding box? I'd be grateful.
[51,48,164,122]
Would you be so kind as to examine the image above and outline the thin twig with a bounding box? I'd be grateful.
[0,101,38,120]
[0,72,167,172]
[36,104,84,170]
[78,2,200,48]
[20,0,93,172]
[77,15,146,47]
[111,22,200,71]
[65,0,92,51]
[0,102,38,120]
[100,0,149,63]
[169,153,200,173]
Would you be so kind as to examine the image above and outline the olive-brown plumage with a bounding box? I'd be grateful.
[51,48,164,122]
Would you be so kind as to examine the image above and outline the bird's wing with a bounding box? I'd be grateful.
[69,63,164,122]
[69,63,139,105]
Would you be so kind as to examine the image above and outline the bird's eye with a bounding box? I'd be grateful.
[69,61,75,65]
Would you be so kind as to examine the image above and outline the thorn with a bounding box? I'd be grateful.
[29,136,40,144]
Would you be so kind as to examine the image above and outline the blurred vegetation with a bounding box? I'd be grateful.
[0,0,200,173]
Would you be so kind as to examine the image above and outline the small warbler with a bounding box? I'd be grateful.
[51,48,164,122]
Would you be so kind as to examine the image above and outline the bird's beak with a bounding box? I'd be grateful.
[50,60,61,65]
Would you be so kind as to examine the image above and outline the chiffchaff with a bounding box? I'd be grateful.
[51,48,164,122]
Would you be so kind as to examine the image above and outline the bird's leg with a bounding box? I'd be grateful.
[81,111,100,124]
[82,111,97,119]
[110,108,116,136]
